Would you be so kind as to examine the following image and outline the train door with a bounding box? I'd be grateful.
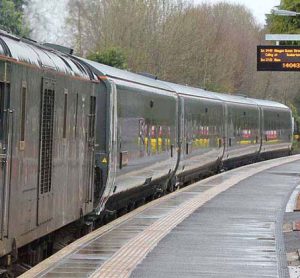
[84,95,96,205]
[37,78,55,225]
[220,102,226,160]
[223,103,229,159]
[0,62,11,239]
[178,97,184,160]
[258,106,263,153]
[95,81,117,213]
[177,96,185,175]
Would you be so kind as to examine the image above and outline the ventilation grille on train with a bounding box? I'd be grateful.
[40,88,55,194]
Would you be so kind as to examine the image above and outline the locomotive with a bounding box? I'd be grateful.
[0,30,293,274]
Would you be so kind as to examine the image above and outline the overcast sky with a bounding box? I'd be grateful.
[193,0,281,25]
[33,0,280,44]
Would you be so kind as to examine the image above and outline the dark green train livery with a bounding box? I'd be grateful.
[0,30,293,272]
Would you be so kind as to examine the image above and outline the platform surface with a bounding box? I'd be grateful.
[21,155,300,278]
[131,160,300,278]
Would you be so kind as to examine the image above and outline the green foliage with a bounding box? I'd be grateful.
[291,93,300,120]
[0,0,29,36]
[288,101,300,122]
[13,0,28,11]
[267,0,300,35]
[87,48,127,69]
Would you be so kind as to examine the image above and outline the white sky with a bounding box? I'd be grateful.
[193,0,281,25]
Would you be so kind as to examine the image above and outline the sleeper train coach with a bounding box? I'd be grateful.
[0,30,293,271]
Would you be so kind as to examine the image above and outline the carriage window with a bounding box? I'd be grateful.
[63,89,68,138]
[20,82,27,147]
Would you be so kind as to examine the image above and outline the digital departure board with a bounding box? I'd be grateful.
[257,45,300,71]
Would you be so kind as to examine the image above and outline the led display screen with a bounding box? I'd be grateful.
[257,45,300,71]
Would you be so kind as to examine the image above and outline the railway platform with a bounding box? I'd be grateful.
[21,155,300,278]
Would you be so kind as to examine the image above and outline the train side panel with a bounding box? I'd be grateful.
[177,95,224,181]
[222,102,260,165]
[260,106,292,156]
[104,79,178,210]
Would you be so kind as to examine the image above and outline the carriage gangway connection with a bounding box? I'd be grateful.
[20,155,300,278]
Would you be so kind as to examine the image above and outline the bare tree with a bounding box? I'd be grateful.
[65,0,300,105]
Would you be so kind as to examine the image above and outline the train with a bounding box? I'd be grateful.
[0,30,293,275]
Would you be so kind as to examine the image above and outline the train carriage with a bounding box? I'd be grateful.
[162,82,225,182]
[216,94,261,168]
[252,99,292,158]
[78,59,179,212]
[0,31,98,259]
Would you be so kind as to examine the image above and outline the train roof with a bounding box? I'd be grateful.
[214,93,258,106]
[78,52,290,112]
[213,93,289,110]
[161,81,261,108]
[0,30,93,79]
[151,80,291,111]
[161,81,222,101]
[78,58,173,92]
[250,98,290,110]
